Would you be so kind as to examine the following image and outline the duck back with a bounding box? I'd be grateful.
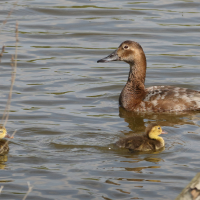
[143,86,200,112]
[115,134,162,151]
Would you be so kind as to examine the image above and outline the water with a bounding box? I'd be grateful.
[0,0,200,199]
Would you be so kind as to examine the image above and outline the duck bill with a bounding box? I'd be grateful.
[5,134,13,138]
[161,131,168,134]
[97,50,120,63]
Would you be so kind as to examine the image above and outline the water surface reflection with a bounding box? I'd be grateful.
[0,0,200,199]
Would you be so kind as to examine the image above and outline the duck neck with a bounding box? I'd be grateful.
[119,60,146,110]
[127,62,146,91]
[150,135,165,147]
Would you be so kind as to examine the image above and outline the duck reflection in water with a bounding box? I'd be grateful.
[0,154,8,169]
[119,107,199,133]
[116,107,199,153]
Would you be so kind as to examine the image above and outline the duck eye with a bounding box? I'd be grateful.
[124,45,128,49]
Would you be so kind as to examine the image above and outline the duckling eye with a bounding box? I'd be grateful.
[124,45,128,49]
[157,127,160,130]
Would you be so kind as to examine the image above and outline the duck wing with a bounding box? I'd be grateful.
[116,135,148,151]
[141,86,200,112]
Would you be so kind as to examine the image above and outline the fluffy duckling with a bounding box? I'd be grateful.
[0,125,12,139]
[115,123,167,152]
[0,126,12,155]
[97,40,200,112]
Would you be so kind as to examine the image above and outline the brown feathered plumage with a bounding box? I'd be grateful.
[0,139,9,155]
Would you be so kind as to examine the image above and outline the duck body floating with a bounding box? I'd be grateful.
[115,123,167,152]
[97,40,200,112]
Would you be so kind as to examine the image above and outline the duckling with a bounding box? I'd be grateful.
[97,40,200,112]
[115,123,167,152]
[0,126,12,155]
[0,125,11,139]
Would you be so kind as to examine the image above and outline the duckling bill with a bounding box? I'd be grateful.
[115,123,167,152]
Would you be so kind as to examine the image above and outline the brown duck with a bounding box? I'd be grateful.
[115,123,167,152]
[97,40,200,112]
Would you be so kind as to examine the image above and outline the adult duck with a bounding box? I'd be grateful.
[115,123,167,152]
[97,40,200,112]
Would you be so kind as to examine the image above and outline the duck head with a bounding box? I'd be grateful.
[0,126,12,139]
[97,40,146,65]
[146,123,167,139]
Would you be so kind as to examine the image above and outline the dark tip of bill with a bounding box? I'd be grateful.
[97,58,108,63]
[97,59,103,63]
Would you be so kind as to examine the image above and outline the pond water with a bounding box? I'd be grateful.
[0,0,200,199]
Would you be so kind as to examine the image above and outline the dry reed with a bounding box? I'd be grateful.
[0,0,19,35]
[0,2,33,199]
[0,46,5,63]
[1,21,18,127]
[22,182,33,200]
[0,21,18,153]
[0,186,4,194]
[0,181,33,199]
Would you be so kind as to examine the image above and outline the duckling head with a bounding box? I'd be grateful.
[147,124,167,139]
[0,126,12,139]
[97,40,146,65]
